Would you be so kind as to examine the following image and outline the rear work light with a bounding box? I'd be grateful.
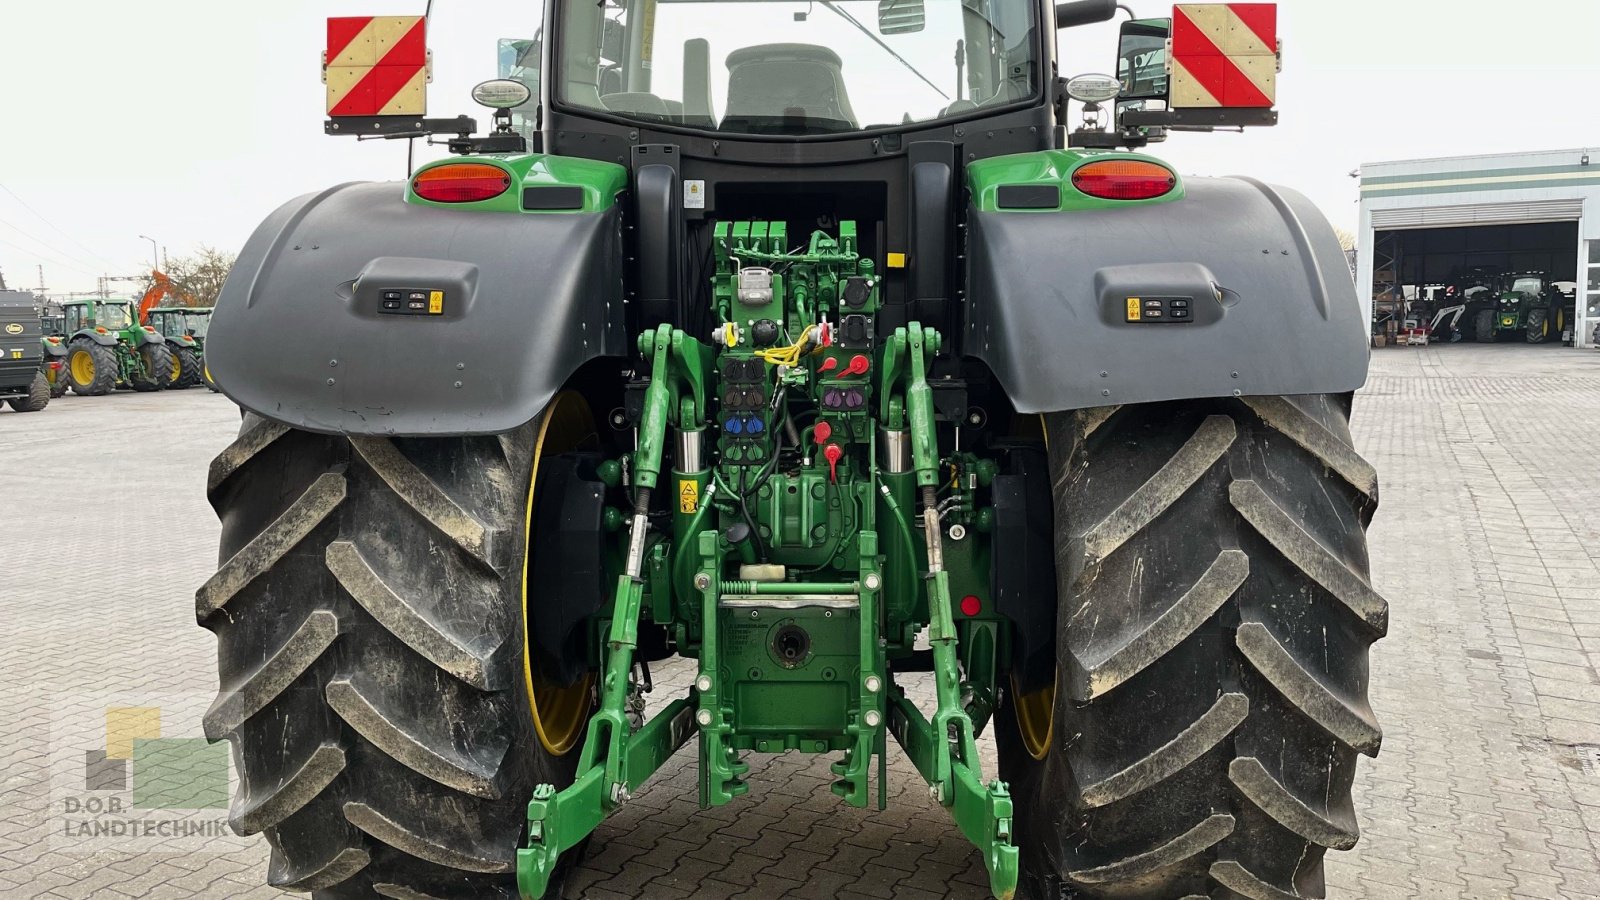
[1071,160,1178,201]
[412,164,512,203]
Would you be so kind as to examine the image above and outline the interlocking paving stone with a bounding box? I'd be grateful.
[3,345,1600,897]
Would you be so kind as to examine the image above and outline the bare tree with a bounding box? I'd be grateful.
[143,247,236,307]
[1333,227,1357,252]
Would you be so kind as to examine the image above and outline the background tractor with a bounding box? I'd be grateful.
[1472,271,1566,344]
[145,306,211,389]
[59,299,173,395]
[1,287,51,413]
[202,3,1384,899]
[38,309,70,398]
[138,271,207,388]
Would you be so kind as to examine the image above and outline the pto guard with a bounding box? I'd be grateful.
[965,176,1368,412]
[209,181,626,435]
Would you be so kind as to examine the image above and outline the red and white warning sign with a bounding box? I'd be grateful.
[325,16,429,117]
[1170,4,1278,109]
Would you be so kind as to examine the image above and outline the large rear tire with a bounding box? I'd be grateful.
[47,360,69,398]
[1525,307,1548,344]
[7,371,51,412]
[129,342,173,392]
[200,394,602,898]
[172,345,203,388]
[67,340,117,396]
[998,396,1385,900]
[1474,309,1497,343]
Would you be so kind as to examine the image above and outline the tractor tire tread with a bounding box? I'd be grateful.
[174,345,204,388]
[202,413,570,898]
[130,342,174,392]
[1003,396,1383,900]
[67,340,117,396]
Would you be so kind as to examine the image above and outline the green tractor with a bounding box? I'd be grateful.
[1470,271,1569,344]
[145,306,212,389]
[59,298,174,395]
[39,311,70,398]
[202,3,1384,899]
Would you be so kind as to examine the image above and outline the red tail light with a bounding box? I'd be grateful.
[412,164,512,203]
[1071,160,1178,201]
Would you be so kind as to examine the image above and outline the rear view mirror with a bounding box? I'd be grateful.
[1117,19,1171,102]
[878,0,925,35]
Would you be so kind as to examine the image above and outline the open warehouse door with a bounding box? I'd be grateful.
[1371,216,1580,345]
[1356,149,1600,348]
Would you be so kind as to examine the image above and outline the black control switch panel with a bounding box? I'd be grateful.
[380,289,446,316]
[1124,296,1193,324]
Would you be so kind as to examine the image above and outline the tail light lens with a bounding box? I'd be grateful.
[1071,160,1178,201]
[412,164,512,203]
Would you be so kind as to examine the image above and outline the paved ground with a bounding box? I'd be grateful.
[3,344,1600,898]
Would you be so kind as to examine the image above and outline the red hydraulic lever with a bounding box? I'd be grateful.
[834,354,870,379]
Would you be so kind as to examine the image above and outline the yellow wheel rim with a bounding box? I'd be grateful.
[170,353,182,382]
[521,391,600,756]
[70,350,95,384]
[1012,674,1057,761]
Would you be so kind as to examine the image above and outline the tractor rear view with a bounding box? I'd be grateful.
[202,3,1384,898]
[60,299,173,395]
[145,307,211,389]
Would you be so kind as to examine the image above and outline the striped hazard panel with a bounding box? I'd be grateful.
[325,16,429,117]
[1171,4,1278,109]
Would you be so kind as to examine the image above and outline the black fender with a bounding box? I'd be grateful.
[70,330,119,348]
[209,182,626,435]
[135,328,166,348]
[964,177,1367,412]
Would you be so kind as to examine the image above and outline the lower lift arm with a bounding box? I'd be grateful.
[883,324,1018,899]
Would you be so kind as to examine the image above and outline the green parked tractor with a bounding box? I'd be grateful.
[59,299,174,395]
[1470,271,1569,344]
[145,307,212,389]
[202,3,1384,899]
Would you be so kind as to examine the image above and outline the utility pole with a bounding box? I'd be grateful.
[36,264,47,294]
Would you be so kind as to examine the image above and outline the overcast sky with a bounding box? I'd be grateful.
[1,0,1596,295]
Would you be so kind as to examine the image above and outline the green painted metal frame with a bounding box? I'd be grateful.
[518,319,1018,898]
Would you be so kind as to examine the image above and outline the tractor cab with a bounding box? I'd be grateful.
[63,299,134,333]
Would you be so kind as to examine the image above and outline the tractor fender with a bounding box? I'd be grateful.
[964,176,1367,412]
[208,181,627,435]
[134,328,166,348]
[71,330,119,348]
[41,339,68,359]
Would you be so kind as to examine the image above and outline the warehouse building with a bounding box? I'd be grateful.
[1356,148,1600,347]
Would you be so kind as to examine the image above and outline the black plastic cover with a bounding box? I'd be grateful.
[990,443,1055,694]
[964,177,1368,413]
[209,182,626,435]
[528,453,610,685]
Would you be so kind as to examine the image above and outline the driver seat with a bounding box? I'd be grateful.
[723,43,858,131]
